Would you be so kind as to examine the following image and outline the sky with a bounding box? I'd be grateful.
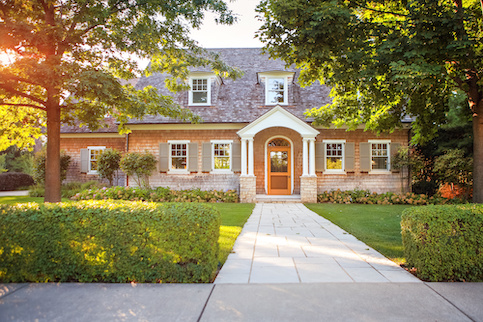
[190,0,264,48]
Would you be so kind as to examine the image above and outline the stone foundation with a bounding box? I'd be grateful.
[300,176,318,203]
[240,176,257,203]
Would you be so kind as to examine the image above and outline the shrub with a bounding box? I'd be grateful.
[71,186,239,203]
[0,201,220,283]
[401,205,483,282]
[0,172,35,191]
[120,152,156,189]
[33,149,71,184]
[29,181,106,198]
[97,149,122,186]
[317,189,466,205]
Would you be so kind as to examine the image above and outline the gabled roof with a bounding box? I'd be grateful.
[238,105,319,138]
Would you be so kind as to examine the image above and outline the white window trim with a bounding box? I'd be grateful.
[323,140,346,174]
[265,76,288,105]
[369,139,391,173]
[210,140,233,174]
[168,140,190,174]
[87,146,105,175]
[189,76,211,106]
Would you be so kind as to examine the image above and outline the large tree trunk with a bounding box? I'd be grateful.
[473,101,483,203]
[44,101,61,203]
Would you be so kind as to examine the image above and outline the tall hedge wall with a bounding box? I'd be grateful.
[0,201,220,283]
[401,205,483,282]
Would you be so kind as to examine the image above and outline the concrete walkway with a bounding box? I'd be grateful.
[216,203,420,284]
[0,190,29,197]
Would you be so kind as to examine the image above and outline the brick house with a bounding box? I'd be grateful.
[60,48,410,203]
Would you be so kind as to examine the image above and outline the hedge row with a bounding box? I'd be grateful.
[71,186,239,203]
[0,201,220,283]
[0,172,34,191]
[317,189,465,205]
[401,205,483,282]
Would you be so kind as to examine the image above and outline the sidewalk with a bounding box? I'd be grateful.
[0,190,29,197]
[216,203,419,283]
[1,203,482,321]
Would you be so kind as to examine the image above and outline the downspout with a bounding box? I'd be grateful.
[125,133,129,186]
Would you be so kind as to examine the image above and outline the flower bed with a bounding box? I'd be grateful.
[317,189,465,205]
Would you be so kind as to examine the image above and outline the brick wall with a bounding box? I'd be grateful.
[60,137,126,184]
[315,128,409,193]
[129,129,241,190]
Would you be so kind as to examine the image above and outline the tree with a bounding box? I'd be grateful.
[97,148,121,186]
[257,0,483,203]
[0,0,242,202]
[120,151,156,190]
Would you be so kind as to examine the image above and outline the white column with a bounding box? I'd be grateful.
[309,138,316,176]
[248,138,254,176]
[241,138,247,176]
[302,138,309,176]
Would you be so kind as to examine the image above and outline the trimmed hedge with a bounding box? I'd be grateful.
[0,172,35,191]
[318,189,466,205]
[401,205,483,282]
[71,186,239,203]
[0,201,220,283]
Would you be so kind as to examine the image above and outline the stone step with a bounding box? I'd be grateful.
[255,194,302,203]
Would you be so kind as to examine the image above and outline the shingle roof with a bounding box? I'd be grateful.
[130,48,331,124]
[61,48,332,133]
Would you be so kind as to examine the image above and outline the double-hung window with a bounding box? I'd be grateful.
[212,140,232,172]
[324,140,345,173]
[169,141,189,172]
[189,77,211,105]
[87,146,105,174]
[266,77,287,104]
[370,140,390,171]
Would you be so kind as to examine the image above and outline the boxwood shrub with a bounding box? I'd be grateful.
[401,205,483,282]
[0,201,220,283]
[0,172,35,191]
[71,186,239,203]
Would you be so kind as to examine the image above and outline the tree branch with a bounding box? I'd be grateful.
[354,3,409,18]
[0,102,46,111]
[0,73,43,87]
[0,84,47,106]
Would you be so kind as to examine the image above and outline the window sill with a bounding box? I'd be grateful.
[369,170,391,174]
[168,170,189,175]
[210,170,233,175]
[87,171,99,175]
[323,171,346,175]
[188,104,212,107]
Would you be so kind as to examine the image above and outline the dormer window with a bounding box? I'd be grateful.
[189,77,211,105]
[258,71,294,106]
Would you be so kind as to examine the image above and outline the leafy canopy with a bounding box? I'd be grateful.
[0,0,242,149]
[256,0,482,143]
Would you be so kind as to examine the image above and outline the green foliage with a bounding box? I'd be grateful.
[257,0,481,142]
[32,150,71,185]
[0,172,34,191]
[434,149,473,193]
[97,149,122,186]
[401,205,483,281]
[0,201,221,283]
[120,152,157,189]
[317,189,466,205]
[29,181,106,199]
[0,154,6,173]
[71,186,239,203]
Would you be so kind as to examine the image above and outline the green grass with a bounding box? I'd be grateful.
[211,203,255,265]
[0,196,254,267]
[305,203,414,264]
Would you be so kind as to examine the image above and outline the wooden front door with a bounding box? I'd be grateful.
[267,139,291,195]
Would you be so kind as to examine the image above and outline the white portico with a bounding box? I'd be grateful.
[237,105,320,203]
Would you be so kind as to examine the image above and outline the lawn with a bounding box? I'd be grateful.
[0,197,254,266]
[305,203,413,264]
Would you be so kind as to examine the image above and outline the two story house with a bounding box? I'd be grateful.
[60,48,410,203]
